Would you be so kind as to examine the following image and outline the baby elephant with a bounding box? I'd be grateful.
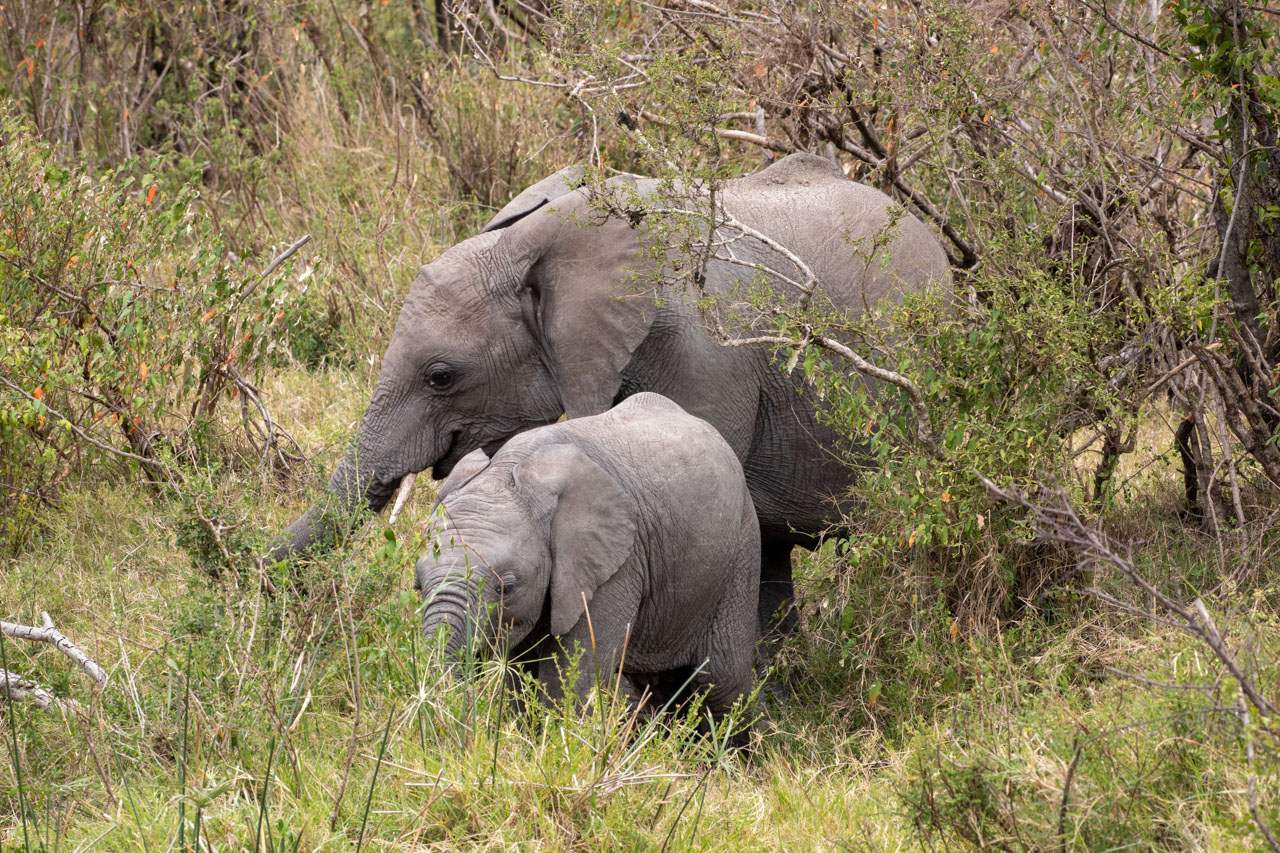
[414,392,760,728]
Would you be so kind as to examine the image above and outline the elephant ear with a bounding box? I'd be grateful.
[430,449,491,511]
[514,443,638,636]
[481,167,588,233]
[507,204,655,419]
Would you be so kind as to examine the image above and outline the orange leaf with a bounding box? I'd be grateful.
[949,619,959,641]
[202,308,216,323]
[146,185,157,205]
[754,63,766,78]
[139,361,148,381]
[908,530,916,547]
[990,45,998,54]
[95,410,106,420]
[65,254,79,269]
[122,108,130,123]
[274,310,285,322]
[34,37,45,49]
[37,415,45,428]
[941,492,951,503]
[32,387,44,400]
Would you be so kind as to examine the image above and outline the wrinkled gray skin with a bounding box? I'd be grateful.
[415,393,760,725]
[273,152,950,633]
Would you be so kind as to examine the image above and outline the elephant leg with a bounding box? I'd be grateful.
[538,581,641,706]
[696,587,759,749]
[757,540,798,643]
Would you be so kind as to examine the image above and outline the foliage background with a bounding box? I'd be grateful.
[2,1,1279,849]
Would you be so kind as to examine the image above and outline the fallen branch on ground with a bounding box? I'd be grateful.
[0,669,84,713]
[2,612,107,712]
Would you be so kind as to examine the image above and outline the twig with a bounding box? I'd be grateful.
[0,376,173,473]
[1056,739,1081,851]
[229,234,311,314]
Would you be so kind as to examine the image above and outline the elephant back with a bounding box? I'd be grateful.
[719,153,950,318]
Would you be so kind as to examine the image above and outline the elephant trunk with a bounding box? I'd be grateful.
[266,377,454,562]
[421,579,487,661]
[265,450,404,562]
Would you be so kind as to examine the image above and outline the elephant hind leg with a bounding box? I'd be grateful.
[693,577,760,748]
[758,540,798,646]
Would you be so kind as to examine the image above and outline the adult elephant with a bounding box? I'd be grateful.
[270,153,950,633]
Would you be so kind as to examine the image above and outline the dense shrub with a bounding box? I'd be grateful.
[0,112,314,551]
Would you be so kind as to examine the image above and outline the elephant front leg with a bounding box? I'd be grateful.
[537,581,643,709]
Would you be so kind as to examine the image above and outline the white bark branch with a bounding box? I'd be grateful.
[1,669,83,713]
[2,613,108,686]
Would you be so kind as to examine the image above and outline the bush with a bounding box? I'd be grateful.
[0,111,316,551]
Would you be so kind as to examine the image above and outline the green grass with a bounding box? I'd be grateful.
[2,372,1277,851]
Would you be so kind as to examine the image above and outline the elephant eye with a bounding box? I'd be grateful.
[426,364,455,390]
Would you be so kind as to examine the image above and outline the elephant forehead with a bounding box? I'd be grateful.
[439,484,531,534]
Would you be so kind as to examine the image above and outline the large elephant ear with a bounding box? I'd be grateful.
[481,167,588,233]
[431,449,491,511]
[514,443,638,636]
[504,202,655,419]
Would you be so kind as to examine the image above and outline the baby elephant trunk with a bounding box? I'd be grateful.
[418,571,490,661]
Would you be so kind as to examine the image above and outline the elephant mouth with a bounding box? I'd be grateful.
[429,431,464,480]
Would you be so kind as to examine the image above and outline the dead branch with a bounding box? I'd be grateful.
[2,612,108,686]
[981,480,1277,719]
[1,669,83,713]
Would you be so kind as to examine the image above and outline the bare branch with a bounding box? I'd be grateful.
[0,376,174,473]
[1,669,83,713]
[982,480,1278,718]
[2,613,108,685]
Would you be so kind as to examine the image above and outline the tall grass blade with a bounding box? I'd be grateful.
[114,753,152,853]
[408,628,427,755]
[177,642,191,851]
[355,705,396,853]
[254,735,278,853]
[0,631,32,852]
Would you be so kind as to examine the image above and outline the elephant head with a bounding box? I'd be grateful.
[413,444,638,657]
[270,172,656,560]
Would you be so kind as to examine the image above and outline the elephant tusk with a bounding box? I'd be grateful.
[388,471,418,524]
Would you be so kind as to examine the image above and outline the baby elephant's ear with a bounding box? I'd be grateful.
[431,449,491,511]
[515,443,638,636]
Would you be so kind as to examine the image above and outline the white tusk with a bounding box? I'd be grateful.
[388,471,418,525]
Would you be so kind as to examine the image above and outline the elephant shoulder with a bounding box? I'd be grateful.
[737,152,846,189]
